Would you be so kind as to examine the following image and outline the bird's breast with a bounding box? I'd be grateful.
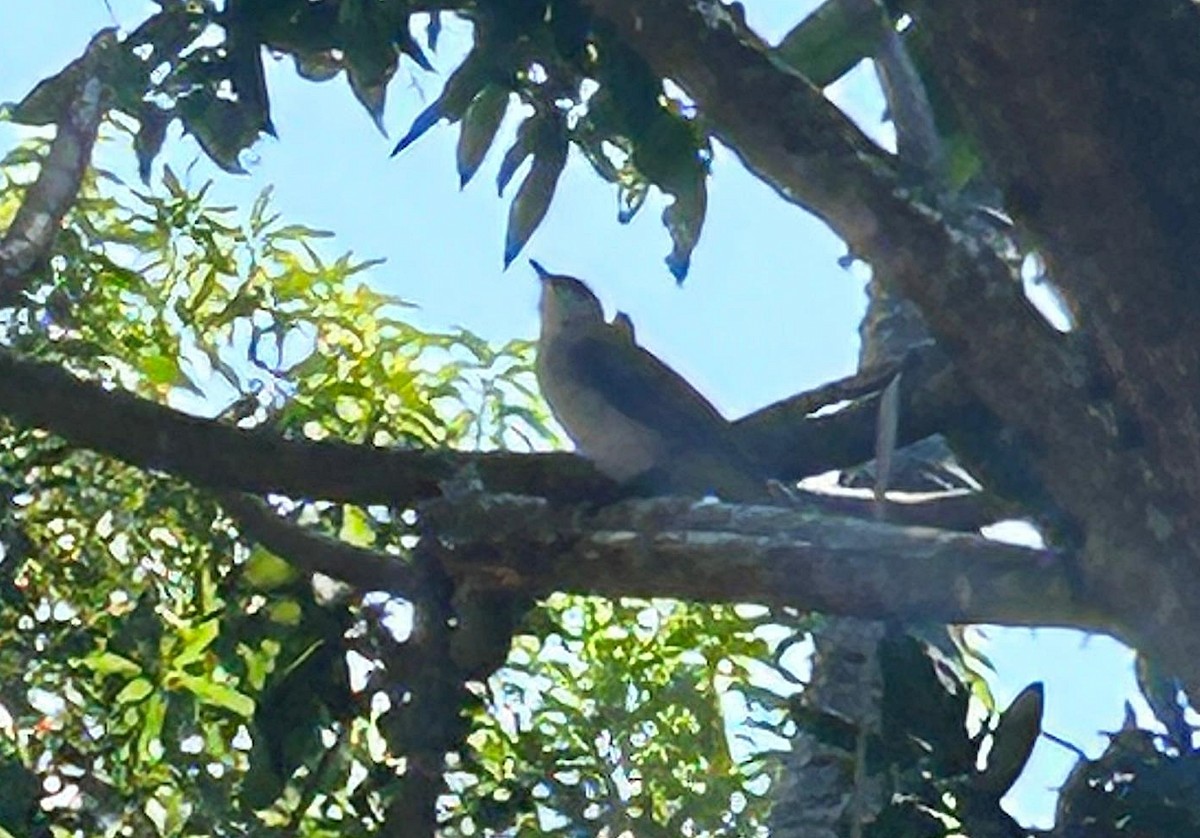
[536,349,668,481]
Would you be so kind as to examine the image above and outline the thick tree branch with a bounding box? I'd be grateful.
[584,1,1083,424]
[2,342,1008,532]
[585,0,1123,448]
[0,30,112,302]
[582,1,1200,689]
[0,344,996,519]
[422,494,1101,630]
[581,2,1128,486]
[0,348,606,505]
[900,1,1200,691]
[218,485,1033,642]
[0,334,1026,548]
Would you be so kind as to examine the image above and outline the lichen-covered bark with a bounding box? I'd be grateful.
[420,494,1094,628]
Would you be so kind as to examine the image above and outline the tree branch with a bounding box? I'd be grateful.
[0,339,1008,537]
[732,343,971,479]
[422,493,1103,631]
[0,30,113,302]
[0,348,607,505]
[581,3,1200,681]
[910,2,1200,510]
[0,340,974,502]
[581,0,1131,510]
[218,492,418,592]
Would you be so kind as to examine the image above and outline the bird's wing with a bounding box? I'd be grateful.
[564,330,731,451]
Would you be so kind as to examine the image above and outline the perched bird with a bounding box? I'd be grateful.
[532,261,765,500]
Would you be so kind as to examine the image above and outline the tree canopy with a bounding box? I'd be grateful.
[3,1,1200,836]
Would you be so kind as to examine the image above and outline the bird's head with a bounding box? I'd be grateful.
[532,260,604,338]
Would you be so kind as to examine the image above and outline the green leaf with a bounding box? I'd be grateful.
[497,116,538,195]
[116,676,155,704]
[141,351,180,387]
[267,599,303,626]
[135,693,167,764]
[457,85,511,187]
[171,618,220,669]
[339,504,375,547]
[171,672,255,717]
[244,545,299,590]
[976,682,1044,797]
[134,103,173,183]
[662,177,706,281]
[177,89,268,174]
[240,639,282,692]
[77,650,143,678]
[346,63,392,133]
[294,50,342,83]
[392,50,488,156]
[504,130,568,266]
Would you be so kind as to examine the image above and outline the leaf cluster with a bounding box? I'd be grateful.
[0,133,536,834]
[395,0,711,276]
[10,0,712,279]
[0,133,800,836]
[445,597,807,836]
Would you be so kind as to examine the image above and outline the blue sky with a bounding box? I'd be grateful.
[0,1,1149,827]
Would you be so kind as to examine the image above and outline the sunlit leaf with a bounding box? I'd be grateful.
[77,650,143,678]
[171,672,255,718]
[339,504,375,547]
[244,545,299,590]
[116,676,155,705]
[171,618,220,669]
[135,693,166,763]
[267,599,303,626]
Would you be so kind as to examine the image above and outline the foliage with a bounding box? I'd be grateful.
[1054,724,1200,836]
[450,598,791,836]
[0,132,804,835]
[8,1,1200,836]
[14,0,710,279]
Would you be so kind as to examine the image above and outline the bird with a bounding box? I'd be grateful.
[531,260,766,500]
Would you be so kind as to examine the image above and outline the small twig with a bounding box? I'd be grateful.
[219,492,417,593]
[281,726,345,836]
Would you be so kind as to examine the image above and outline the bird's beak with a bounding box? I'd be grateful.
[529,259,551,282]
